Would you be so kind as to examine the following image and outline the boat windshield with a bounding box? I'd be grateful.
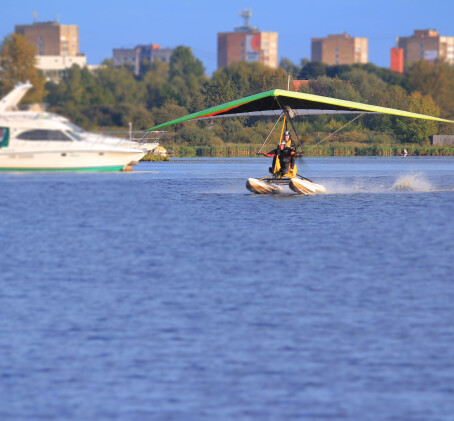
[67,131,82,141]
[66,121,86,133]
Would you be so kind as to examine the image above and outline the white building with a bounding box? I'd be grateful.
[35,55,88,80]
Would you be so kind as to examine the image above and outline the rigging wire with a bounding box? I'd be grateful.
[257,112,284,154]
[307,113,366,151]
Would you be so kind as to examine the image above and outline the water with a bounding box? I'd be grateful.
[1,157,454,420]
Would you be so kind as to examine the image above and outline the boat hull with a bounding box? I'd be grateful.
[289,178,326,195]
[246,178,283,194]
[0,149,145,171]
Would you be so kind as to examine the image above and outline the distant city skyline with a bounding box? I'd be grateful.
[2,0,454,74]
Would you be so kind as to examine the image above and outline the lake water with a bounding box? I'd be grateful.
[1,157,454,420]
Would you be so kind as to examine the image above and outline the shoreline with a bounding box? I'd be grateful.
[164,144,454,158]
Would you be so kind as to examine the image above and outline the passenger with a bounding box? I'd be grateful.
[261,131,297,175]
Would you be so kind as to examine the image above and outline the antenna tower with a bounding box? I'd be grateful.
[239,9,252,28]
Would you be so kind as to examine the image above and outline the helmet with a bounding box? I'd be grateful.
[284,131,290,137]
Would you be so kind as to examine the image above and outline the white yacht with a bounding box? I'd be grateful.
[0,82,160,171]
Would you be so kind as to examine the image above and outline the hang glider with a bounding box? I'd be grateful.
[147,89,454,195]
[147,89,454,131]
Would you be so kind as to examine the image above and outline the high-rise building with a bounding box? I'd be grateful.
[311,33,368,65]
[217,10,278,69]
[15,20,86,81]
[113,44,174,76]
[396,30,454,66]
[15,20,79,56]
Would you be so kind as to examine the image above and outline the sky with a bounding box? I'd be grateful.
[2,0,454,75]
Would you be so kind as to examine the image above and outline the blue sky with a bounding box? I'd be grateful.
[2,0,454,74]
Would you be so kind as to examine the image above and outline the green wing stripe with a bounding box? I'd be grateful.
[146,91,274,131]
[146,89,454,131]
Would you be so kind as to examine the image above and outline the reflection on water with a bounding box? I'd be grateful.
[1,157,454,420]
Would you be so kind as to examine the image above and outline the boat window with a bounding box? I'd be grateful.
[67,131,82,141]
[0,127,9,148]
[16,130,73,141]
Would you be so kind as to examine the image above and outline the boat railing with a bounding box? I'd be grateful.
[130,131,167,144]
[97,130,167,148]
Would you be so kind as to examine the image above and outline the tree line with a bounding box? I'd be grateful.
[1,32,454,151]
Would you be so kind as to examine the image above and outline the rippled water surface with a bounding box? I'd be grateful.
[1,157,454,420]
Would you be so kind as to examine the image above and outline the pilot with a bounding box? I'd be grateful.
[261,131,297,175]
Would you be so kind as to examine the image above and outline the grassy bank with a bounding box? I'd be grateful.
[167,143,454,158]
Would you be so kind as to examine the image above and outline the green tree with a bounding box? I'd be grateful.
[279,58,301,78]
[307,75,362,102]
[299,61,327,79]
[210,62,252,97]
[339,68,387,102]
[203,77,238,108]
[407,61,454,118]
[0,33,46,103]
[249,66,290,93]
[211,61,290,98]
[169,46,205,80]
[46,65,113,107]
[363,85,409,133]
[165,46,206,107]
[350,63,405,87]
[151,102,188,131]
[173,124,215,145]
[394,92,439,142]
[141,60,173,109]
[97,63,144,105]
